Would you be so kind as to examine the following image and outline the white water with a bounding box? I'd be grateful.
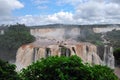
[15,27,116,70]
[16,42,103,71]
[101,33,115,69]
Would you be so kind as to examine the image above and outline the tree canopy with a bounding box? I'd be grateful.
[0,59,20,80]
[20,56,118,80]
[114,48,120,66]
[0,24,35,50]
[106,30,120,48]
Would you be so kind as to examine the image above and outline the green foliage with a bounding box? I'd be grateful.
[113,48,120,65]
[91,65,118,80]
[106,30,120,48]
[105,30,120,65]
[92,41,104,46]
[0,24,35,50]
[20,56,118,80]
[0,59,20,80]
[78,28,102,46]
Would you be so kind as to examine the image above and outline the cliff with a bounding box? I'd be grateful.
[30,27,80,41]
[15,24,119,70]
[0,24,119,72]
[30,24,120,44]
[93,27,120,33]
[16,42,100,70]
[16,41,114,71]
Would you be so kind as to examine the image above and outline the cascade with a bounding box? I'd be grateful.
[16,42,103,71]
[103,45,115,69]
[15,27,116,71]
[101,33,115,69]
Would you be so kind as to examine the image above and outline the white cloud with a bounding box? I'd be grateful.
[37,5,48,10]
[46,11,74,23]
[0,0,24,16]
[74,1,105,19]
[57,0,87,6]
[0,0,24,23]
[111,0,120,3]
[32,0,49,5]
[73,0,120,24]
[51,0,120,25]
[17,11,75,26]
[105,3,120,15]
[1,0,120,25]
[32,0,49,10]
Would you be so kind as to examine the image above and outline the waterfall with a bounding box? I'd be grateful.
[33,47,39,62]
[103,45,107,64]
[16,43,103,71]
[103,45,115,69]
[45,48,51,58]
[16,45,34,71]
[101,33,115,69]
[66,48,71,57]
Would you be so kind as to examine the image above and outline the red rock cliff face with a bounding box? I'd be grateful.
[16,42,103,71]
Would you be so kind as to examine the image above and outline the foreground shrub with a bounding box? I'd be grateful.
[20,56,118,80]
[91,65,118,80]
[0,59,20,80]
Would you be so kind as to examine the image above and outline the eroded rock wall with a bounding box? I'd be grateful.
[16,43,103,71]
[16,25,117,70]
[30,27,80,41]
[93,27,120,33]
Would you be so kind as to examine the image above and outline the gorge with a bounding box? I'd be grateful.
[15,24,120,70]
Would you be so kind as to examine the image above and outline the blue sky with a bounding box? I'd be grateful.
[13,0,74,16]
[0,0,120,25]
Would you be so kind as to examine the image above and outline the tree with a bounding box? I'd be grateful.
[0,59,20,80]
[106,30,120,48]
[114,48,120,66]
[20,56,118,80]
[91,65,118,80]
[0,24,35,61]
[0,24,35,50]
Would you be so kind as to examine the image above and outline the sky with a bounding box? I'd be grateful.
[0,0,120,26]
